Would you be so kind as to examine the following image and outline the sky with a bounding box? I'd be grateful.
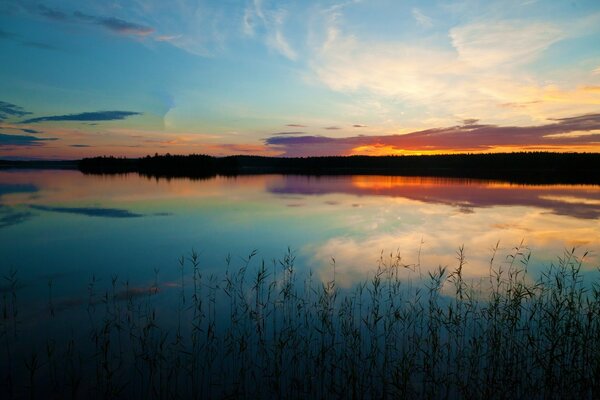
[0,0,599,160]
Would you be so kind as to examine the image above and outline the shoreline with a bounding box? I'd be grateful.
[2,152,600,184]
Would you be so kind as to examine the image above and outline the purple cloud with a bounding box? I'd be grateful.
[265,113,600,156]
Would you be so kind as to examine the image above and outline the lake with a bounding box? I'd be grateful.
[1,169,600,398]
[0,170,600,290]
[1,169,599,290]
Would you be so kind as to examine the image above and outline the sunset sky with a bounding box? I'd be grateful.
[1,0,600,159]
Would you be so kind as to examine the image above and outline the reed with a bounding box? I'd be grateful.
[1,245,599,399]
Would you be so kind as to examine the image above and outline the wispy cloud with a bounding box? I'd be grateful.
[22,40,60,50]
[0,28,59,51]
[242,6,255,36]
[272,131,306,135]
[155,34,182,42]
[35,5,154,37]
[412,8,433,28]
[266,112,600,156]
[449,20,564,69]
[0,133,56,146]
[20,128,42,134]
[22,111,141,124]
[309,10,600,127]
[286,124,307,127]
[245,0,298,60]
[37,5,68,21]
[268,29,297,60]
[0,101,31,121]
[324,126,341,130]
[73,11,154,36]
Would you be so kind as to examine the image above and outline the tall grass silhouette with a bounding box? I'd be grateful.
[1,244,599,399]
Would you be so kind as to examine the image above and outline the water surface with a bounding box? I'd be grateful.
[1,170,599,295]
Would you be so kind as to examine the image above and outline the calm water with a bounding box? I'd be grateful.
[2,169,600,397]
[1,169,599,299]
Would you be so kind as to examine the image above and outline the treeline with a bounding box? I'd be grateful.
[76,152,600,184]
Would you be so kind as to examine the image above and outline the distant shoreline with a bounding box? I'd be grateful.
[0,159,79,169]
[2,152,600,184]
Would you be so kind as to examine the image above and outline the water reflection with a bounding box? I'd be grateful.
[265,175,600,286]
[0,205,33,228]
[268,175,600,219]
[0,170,598,290]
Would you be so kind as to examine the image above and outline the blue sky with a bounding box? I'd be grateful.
[1,0,599,159]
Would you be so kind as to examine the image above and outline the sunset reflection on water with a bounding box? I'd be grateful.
[1,170,598,292]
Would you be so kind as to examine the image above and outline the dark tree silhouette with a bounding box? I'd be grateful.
[73,152,600,184]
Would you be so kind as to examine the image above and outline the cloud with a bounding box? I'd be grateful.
[287,124,307,128]
[155,34,182,42]
[272,131,306,135]
[21,111,141,124]
[352,124,367,128]
[309,12,596,126]
[0,133,57,146]
[0,101,31,121]
[463,119,479,125]
[216,143,275,154]
[268,29,297,60]
[73,11,154,36]
[449,20,564,69]
[245,1,298,60]
[20,128,42,134]
[0,28,59,51]
[30,205,144,218]
[324,126,341,130]
[37,5,68,21]
[313,29,462,101]
[21,41,60,51]
[70,144,91,148]
[35,5,153,37]
[265,112,600,156]
[412,8,433,28]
